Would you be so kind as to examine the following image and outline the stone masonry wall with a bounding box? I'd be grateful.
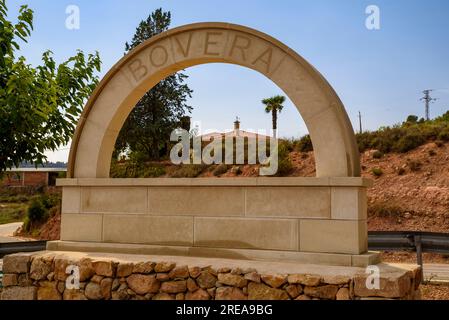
[0,252,422,300]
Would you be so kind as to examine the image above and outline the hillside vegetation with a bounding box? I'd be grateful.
[3,111,449,240]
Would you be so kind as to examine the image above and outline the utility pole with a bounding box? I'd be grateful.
[358,111,363,134]
[420,90,437,121]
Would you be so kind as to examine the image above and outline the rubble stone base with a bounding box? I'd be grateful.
[0,251,421,300]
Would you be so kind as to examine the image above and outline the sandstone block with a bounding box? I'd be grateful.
[247,283,289,300]
[322,275,351,285]
[126,274,160,295]
[304,285,339,300]
[185,289,210,300]
[91,275,104,284]
[285,285,302,299]
[3,254,30,274]
[63,289,87,300]
[154,261,176,273]
[218,273,247,288]
[17,274,32,286]
[116,263,134,277]
[93,260,115,277]
[168,266,190,279]
[295,294,311,300]
[37,287,62,300]
[244,272,261,283]
[160,281,187,294]
[79,258,95,282]
[156,273,170,281]
[336,287,350,300]
[187,278,198,292]
[216,287,247,300]
[176,293,185,300]
[30,258,52,281]
[1,286,36,300]
[261,274,287,289]
[288,274,321,286]
[353,272,412,299]
[100,278,113,300]
[207,288,216,298]
[189,266,201,278]
[85,282,103,300]
[2,274,18,287]
[152,293,174,300]
[196,271,217,289]
[132,261,154,274]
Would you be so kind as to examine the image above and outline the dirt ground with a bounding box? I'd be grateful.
[420,284,449,300]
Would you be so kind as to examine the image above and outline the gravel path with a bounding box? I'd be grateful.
[0,222,24,243]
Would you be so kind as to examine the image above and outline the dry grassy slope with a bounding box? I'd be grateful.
[288,142,449,233]
[220,141,449,233]
[361,142,449,232]
[37,141,449,241]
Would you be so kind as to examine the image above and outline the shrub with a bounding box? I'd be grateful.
[296,135,313,152]
[407,160,422,172]
[213,164,229,177]
[275,142,293,177]
[39,193,61,210]
[438,129,449,142]
[369,203,403,218]
[230,166,242,175]
[170,164,208,178]
[406,115,419,123]
[142,165,166,178]
[26,198,48,230]
[395,132,425,153]
[371,168,383,177]
[355,111,449,154]
[372,150,383,159]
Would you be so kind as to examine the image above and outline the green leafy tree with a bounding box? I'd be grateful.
[262,95,286,138]
[114,9,193,161]
[0,1,101,173]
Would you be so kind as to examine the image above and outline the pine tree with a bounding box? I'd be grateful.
[114,9,193,161]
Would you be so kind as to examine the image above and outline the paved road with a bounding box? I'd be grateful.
[0,222,23,243]
[424,264,449,284]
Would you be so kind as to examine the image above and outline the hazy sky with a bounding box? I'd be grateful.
[7,0,449,162]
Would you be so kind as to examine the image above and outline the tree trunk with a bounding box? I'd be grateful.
[272,109,278,139]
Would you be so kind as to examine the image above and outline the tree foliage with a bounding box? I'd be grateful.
[114,8,193,161]
[0,0,101,172]
[262,95,286,135]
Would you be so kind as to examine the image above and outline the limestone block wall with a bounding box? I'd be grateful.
[56,177,373,265]
[0,252,422,300]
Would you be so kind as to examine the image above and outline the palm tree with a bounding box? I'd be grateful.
[262,95,286,138]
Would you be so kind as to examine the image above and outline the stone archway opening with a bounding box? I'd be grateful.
[111,61,310,178]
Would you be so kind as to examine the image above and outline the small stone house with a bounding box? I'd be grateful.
[200,118,271,142]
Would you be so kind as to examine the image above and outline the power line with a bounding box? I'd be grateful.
[420,89,438,121]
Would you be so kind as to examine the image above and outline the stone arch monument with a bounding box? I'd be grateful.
[50,23,379,267]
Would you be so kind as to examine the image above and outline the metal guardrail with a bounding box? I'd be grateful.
[0,232,448,265]
[0,241,47,258]
[368,231,449,268]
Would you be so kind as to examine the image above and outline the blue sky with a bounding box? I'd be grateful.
[7,0,449,162]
